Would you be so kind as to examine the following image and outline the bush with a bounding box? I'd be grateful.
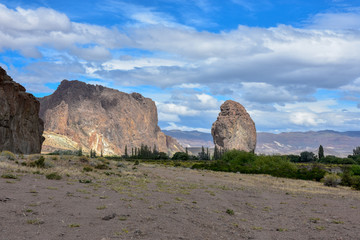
[300,151,316,162]
[318,155,356,164]
[351,165,360,175]
[351,176,360,190]
[296,165,326,181]
[226,209,234,215]
[95,163,109,170]
[287,154,301,163]
[0,151,16,160]
[322,173,341,187]
[48,150,79,155]
[222,150,256,166]
[251,155,298,178]
[172,152,190,160]
[340,168,353,187]
[35,156,45,168]
[79,156,89,163]
[46,172,62,180]
[83,166,93,172]
[1,173,17,179]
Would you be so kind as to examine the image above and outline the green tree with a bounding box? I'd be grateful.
[124,145,128,158]
[353,146,360,156]
[318,145,324,159]
[172,152,190,160]
[77,147,83,156]
[198,146,210,160]
[300,151,316,162]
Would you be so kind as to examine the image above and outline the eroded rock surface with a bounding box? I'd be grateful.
[211,100,256,152]
[39,80,183,155]
[0,67,44,153]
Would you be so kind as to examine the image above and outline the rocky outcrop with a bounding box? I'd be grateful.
[39,80,183,155]
[0,67,44,154]
[211,100,256,152]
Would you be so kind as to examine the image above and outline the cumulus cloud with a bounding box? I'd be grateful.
[2,3,360,132]
[309,12,360,30]
[162,122,211,133]
[290,112,325,126]
[0,4,130,59]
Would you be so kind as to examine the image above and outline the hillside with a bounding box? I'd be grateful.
[165,130,360,157]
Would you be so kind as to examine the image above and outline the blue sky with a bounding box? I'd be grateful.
[1,0,360,133]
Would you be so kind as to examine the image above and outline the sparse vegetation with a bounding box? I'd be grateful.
[83,166,93,172]
[226,209,234,215]
[96,205,107,210]
[192,150,326,181]
[0,151,16,160]
[27,219,44,225]
[322,173,341,187]
[68,223,80,228]
[1,173,17,179]
[46,172,62,180]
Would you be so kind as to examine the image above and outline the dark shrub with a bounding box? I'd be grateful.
[46,172,62,180]
[296,165,326,181]
[300,151,316,162]
[172,152,190,160]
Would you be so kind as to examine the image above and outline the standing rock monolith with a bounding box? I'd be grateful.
[0,67,44,154]
[211,100,256,152]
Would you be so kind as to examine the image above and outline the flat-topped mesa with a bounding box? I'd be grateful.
[211,100,256,152]
[0,67,44,154]
[39,80,184,155]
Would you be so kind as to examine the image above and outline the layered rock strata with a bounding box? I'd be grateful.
[39,80,183,155]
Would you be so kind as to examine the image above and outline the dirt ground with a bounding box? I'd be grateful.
[1,156,360,240]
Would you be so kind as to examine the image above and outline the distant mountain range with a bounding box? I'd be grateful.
[162,130,214,148]
[164,130,360,157]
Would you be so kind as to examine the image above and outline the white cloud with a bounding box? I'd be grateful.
[158,112,180,122]
[0,4,71,32]
[157,103,199,116]
[196,93,219,108]
[290,112,325,126]
[0,4,130,59]
[102,58,185,71]
[2,3,360,132]
[162,122,211,133]
[309,12,360,30]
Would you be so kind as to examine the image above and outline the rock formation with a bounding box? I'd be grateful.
[39,80,184,155]
[211,100,256,152]
[0,67,44,154]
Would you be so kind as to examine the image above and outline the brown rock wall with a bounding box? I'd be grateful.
[40,80,183,155]
[0,67,44,154]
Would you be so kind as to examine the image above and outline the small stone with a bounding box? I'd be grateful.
[102,213,116,220]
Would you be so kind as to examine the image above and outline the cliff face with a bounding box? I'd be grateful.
[0,67,44,154]
[211,100,256,152]
[39,80,183,155]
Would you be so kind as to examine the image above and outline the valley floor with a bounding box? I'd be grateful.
[1,157,360,240]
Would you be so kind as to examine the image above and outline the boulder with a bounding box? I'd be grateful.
[0,67,44,154]
[211,100,256,152]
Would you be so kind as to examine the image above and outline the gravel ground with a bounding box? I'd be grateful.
[1,157,360,240]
